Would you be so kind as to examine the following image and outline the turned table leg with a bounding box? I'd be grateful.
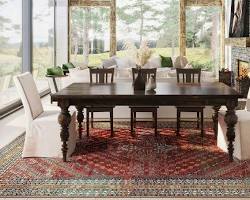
[212,105,221,138]
[76,106,84,139]
[58,101,71,162]
[224,100,238,162]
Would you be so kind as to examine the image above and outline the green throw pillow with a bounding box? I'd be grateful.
[62,62,75,71]
[47,66,64,76]
[160,55,173,68]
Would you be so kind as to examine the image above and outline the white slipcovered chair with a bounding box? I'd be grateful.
[47,76,62,94]
[217,87,250,160]
[47,76,73,94]
[0,74,11,91]
[14,72,77,158]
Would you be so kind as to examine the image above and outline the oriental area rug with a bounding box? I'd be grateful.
[0,122,249,198]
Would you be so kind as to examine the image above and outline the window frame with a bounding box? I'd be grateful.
[0,0,56,118]
[179,0,225,67]
[68,0,224,67]
[68,0,116,62]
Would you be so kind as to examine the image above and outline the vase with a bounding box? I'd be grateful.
[133,68,145,91]
[146,75,156,91]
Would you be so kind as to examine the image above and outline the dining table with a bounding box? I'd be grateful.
[51,82,242,162]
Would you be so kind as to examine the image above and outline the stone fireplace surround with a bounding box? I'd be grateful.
[231,47,250,98]
[231,47,250,77]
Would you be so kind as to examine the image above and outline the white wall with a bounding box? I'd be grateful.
[55,0,68,66]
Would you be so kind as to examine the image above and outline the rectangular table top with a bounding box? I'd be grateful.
[52,82,241,99]
[51,82,242,107]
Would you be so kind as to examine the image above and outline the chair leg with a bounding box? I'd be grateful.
[133,112,136,127]
[197,112,200,128]
[201,110,204,137]
[176,110,180,136]
[154,110,158,136]
[91,111,94,128]
[86,110,90,137]
[130,109,134,136]
[110,110,114,137]
[152,112,155,128]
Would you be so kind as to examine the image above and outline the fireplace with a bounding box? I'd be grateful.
[236,60,250,98]
[231,47,250,76]
[231,47,250,97]
[238,60,250,78]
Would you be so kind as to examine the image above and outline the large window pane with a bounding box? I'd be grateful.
[186,7,221,73]
[33,0,54,91]
[56,0,68,66]
[117,0,179,58]
[70,7,110,67]
[0,0,22,110]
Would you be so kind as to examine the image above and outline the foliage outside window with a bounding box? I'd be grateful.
[70,7,110,67]
[69,0,222,73]
[116,0,180,58]
[0,0,22,110]
[186,7,221,72]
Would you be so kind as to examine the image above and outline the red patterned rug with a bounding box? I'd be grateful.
[0,122,250,197]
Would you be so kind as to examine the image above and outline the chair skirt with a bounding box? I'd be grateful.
[22,110,77,158]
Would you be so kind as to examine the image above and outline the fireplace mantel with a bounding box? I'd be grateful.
[225,37,250,47]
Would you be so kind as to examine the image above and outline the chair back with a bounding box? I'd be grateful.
[47,76,64,93]
[132,68,157,82]
[47,77,58,93]
[14,72,44,121]
[89,68,114,84]
[174,56,188,68]
[176,68,201,83]
[0,74,11,91]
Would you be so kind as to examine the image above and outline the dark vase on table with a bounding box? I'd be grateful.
[133,68,145,91]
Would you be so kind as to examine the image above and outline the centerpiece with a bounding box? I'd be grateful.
[124,40,153,90]
[136,41,153,68]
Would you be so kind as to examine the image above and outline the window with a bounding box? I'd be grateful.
[70,7,110,67]
[186,7,221,72]
[33,0,55,91]
[0,0,56,116]
[117,0,179,58]
[0,0,22,110]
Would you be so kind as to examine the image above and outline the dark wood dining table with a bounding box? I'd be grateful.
[51,82,242,162]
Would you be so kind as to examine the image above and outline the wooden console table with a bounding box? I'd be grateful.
[51,82,242,162]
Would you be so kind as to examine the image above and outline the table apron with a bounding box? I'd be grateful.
[54,97,238,107]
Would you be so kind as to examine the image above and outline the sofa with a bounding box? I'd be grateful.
[68,56,216,84]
